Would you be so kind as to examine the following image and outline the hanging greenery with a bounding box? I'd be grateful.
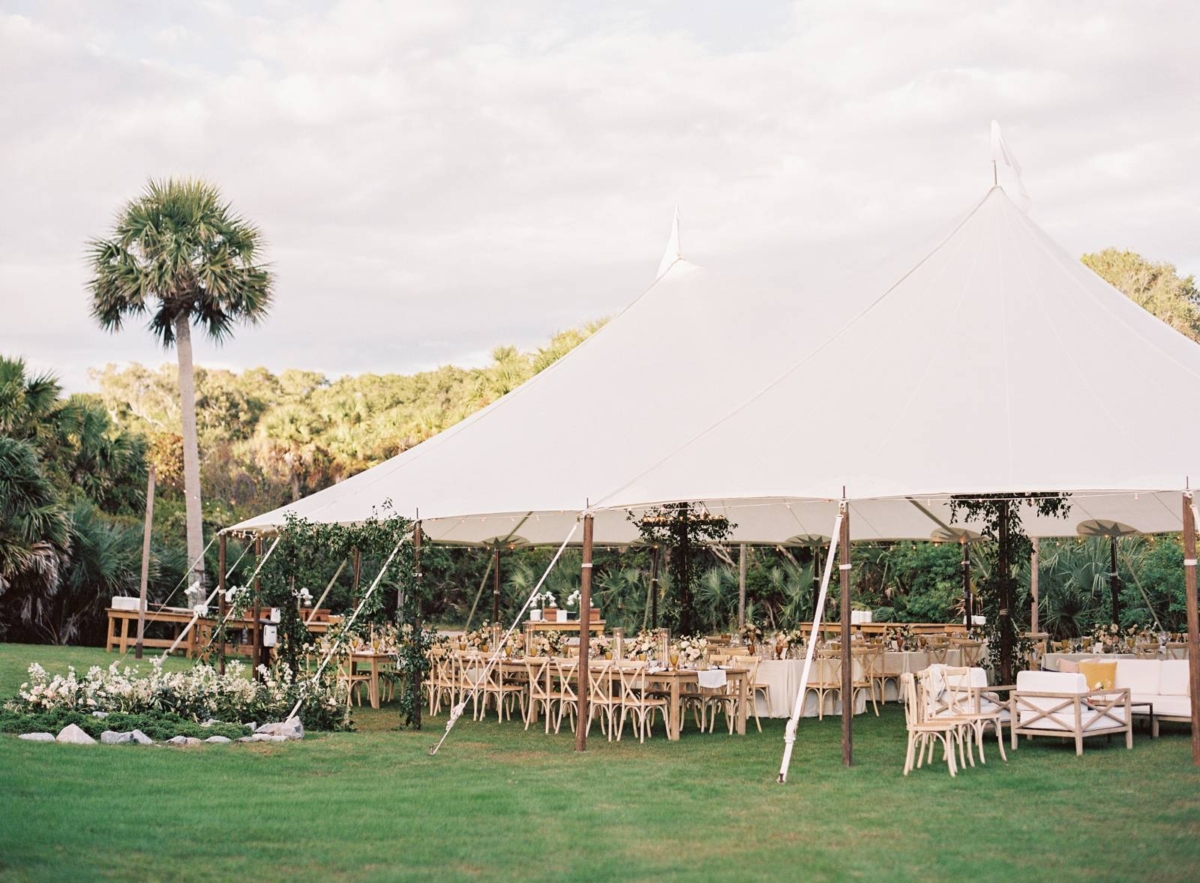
[630,503,734,635]
[950,493,1070,683]
[227,508,412,680]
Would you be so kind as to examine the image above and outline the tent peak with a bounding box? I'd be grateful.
[656,206,682,280]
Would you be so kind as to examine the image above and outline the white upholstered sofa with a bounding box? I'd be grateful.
[1011,670,1132,755]
[1112,659,1192,736]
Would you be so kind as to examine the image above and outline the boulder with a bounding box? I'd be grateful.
[92,711,109,719]
[18,732,55,742]
[203,736,232,744]
[130,730,154,745]
[55,724,96,745]
[101,730,133,745]
[166,735,202,746]
[241,733,287,743]
[255,718,304,741]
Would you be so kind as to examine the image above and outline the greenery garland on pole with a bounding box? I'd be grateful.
[630,503,735,635]
[950,493,1070,684]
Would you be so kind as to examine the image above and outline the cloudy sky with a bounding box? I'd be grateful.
[2,0,1198,392]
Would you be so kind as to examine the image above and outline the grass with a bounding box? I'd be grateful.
[1,643,1198,883]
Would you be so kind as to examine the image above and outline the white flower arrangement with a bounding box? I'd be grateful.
[627,631,657,658]
[674,634,708,662]
[535,591,557,608]
[566,590,582,609]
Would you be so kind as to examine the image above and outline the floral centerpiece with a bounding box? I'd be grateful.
[531,590,556,622]
[531,631,565,657]
[739,622,762,652]
[590,634,612,659]
[673,634,708,665]
[502,630,526,657]
[627,630,658,660]
[1091,623,1121,653]
[772,628,804,658]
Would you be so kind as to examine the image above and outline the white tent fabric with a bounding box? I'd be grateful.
[231,219,876,544]
[235,185,1200,544]
[594,186,1200,536]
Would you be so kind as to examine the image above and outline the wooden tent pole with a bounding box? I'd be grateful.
[253,534,264,675]
[575,513,594,752]
[1182,494,1200,765]
[492,547,501,624]
[961,540,972,626]
[1110,536,1122,625]
[839,502,853,768]
[650,545,660,630]
[1030,538,1039,634]
[412,521,423,730]
[134,464,156,659]
[463,553,494,631]
[351,548,361,605]
[218,533,227,674]
[737,543,748,629]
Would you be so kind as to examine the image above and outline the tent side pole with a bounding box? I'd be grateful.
[1030,538,1039,634]
[134,464,155,660]
[961,540,972,626]
[412,521,423,730]
[463,553,494,631]
[575,514,594,752]
[1183,495,1200,766]
[778,506,844,784]
[738,543,747,629]
[839,505,853,768]
[253,534,264,676]
[218,533,227,675]
[650,544,660,630]
[492,547,501,624]
[1110,537,1121,625]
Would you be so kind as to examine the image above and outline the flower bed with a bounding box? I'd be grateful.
[6,659,351,732]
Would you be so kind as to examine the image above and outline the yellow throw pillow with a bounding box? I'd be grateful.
[1078,659,1117,691]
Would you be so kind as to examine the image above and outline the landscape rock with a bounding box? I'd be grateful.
[19,732,55,742]
[255,718,304,740]
[203,736,232,744]
[91,711,109,719]
[101,730,133,745]
[241,733,287,743]
[130,730,154,745]
[55,724,96,745]
[166,735,202,746]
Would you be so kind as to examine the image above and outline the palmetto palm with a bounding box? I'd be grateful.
[88,179,272,585]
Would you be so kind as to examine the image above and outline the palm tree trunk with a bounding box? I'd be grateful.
[175,315,206,588]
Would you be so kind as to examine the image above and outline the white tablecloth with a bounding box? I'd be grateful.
[753,659,868,719]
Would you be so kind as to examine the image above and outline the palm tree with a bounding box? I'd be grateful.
[0,437,71,607]
[88,178,272,587]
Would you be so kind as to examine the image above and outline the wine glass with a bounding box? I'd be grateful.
[668,649,680,670]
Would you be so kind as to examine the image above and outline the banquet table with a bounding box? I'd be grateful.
[349,651,394,709]
[752,659,870,718]
[1042,652,1136,672]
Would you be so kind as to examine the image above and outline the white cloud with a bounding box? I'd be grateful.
[1,1,1197,393]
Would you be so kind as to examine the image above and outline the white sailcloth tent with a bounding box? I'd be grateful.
[232,214,890,543]
[593,184,1200,539]
[237,185,1200,545]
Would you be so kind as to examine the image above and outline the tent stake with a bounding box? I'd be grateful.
[576,514,594,752]
[1183,495,1200,765]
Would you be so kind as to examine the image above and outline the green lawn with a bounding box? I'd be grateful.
[1,643,1198,883]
